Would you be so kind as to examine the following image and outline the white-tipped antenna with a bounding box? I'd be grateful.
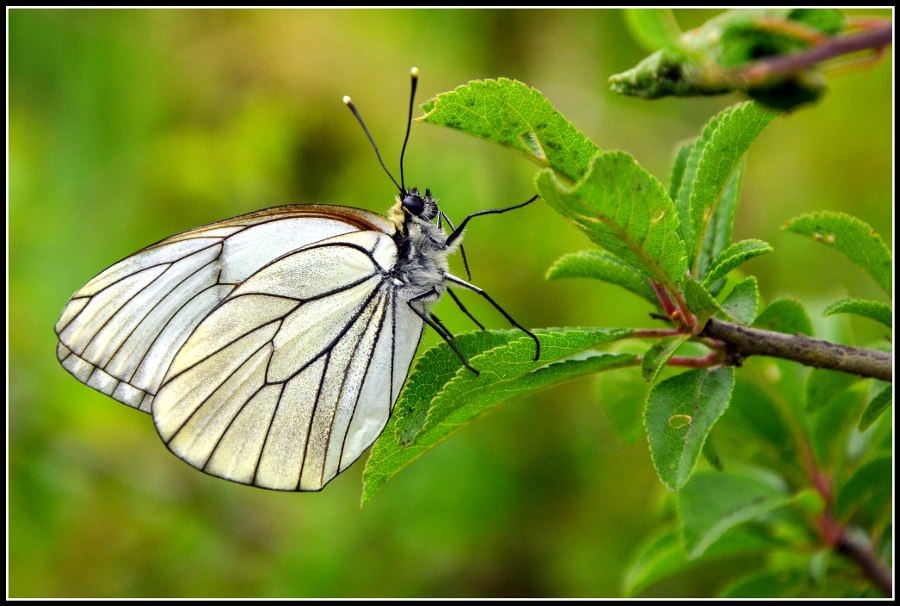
[343,68,420,195]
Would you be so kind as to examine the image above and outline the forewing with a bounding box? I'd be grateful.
[152,230,424,491]
[55,204,393,413]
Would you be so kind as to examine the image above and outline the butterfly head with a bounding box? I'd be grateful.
[400,187,438,222]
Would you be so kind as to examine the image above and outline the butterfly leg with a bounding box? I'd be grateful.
[407,289,479,375]
[446,288,485,330]
[438,211,472,280]
[442,273,541,361]
[445,194,539,249]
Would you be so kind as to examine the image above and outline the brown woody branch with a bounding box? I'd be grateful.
[732,20,893,84]
[701,317,892,382]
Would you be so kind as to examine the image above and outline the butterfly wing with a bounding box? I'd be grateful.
[152,229,424,491]
[56,204,394,413]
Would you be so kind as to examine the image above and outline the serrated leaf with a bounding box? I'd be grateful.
[537,152,687,289]
[641,334,692,383]
[645,367,735,491]
[858,383,891,431]
[753,298,814,336]
[668,139,697,202]
[720,276,759,325]
[391,331,519,445]
[698,158,748,290]
[622,522,773,597]
[362,328,636,505]
[419,78,598,183]
[703,239,772,288]
[805,368,859,413]
[624,8,684,53]
[682,278,721,328]
[545,250,659,307]
[824,298,892,329]
[686,103,777,272]
[834,455,892,520]
[784,212,892,295]
[679,468,792,559]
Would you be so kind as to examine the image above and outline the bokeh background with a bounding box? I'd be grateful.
[9,8,892,598]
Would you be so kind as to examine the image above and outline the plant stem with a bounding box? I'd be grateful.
[701,317,892,382]
[733,20,892,84]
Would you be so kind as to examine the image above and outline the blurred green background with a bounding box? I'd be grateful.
[9,9,892,597]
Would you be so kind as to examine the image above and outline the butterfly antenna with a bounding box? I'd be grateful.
[343,95,403,194]
[399,67,419,193]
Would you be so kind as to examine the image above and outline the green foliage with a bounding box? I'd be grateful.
[857,383,891,431]
[408,53,890,596]
[753,298,814,336]
[623,9,683,54]
[641,334,691,383]
[363,328,636,506]
[784,212,892,296]
[720,276,759,325]
[545,249,658,307]
[610,9,848,110]
[703,240,772,288]
[677,102,776,273]
[537,152,687,289]
[678,469,796,559]
[10,8,892,600]
[645,368,735,491]
[682,278,721,327]
[823,299,891,329]
[419,78,598,183]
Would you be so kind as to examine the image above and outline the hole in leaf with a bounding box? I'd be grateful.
[518,131,546,159]
[668,414,692,429]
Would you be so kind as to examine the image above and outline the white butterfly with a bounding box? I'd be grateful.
[55,69,539,491]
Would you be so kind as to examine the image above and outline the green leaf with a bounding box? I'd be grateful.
[703,239,773,288]
[679,468,792,559]
[685,103,777,272]
[702,431,724,471]
[824,298,892,329]
[609,10,845,110]
[390,331,519,445]
[682,278,721,328]
[645,367,736,491]
[834,455,892,520]
[622,523,773,597]
[537,151,687,289]
[720,276,759,325]
[697,158,748,289]
[784,212,892,295]
[545,250,659,307]
[858,383,891,431]
[419,78,598,183]
[719,568,807,598]
[597,368,650,444]
[668,139,696,202]
[641,334,692,383]
[805,368,858,413]
[362,328,636,505]
[753,298,814,336]
[623,8,684,53]
[810,388,864,469]
[726,374,794,458]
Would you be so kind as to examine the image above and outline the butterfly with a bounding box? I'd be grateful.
[55,68,540,491]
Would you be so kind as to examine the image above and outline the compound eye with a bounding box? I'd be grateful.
[402,192,425,216]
